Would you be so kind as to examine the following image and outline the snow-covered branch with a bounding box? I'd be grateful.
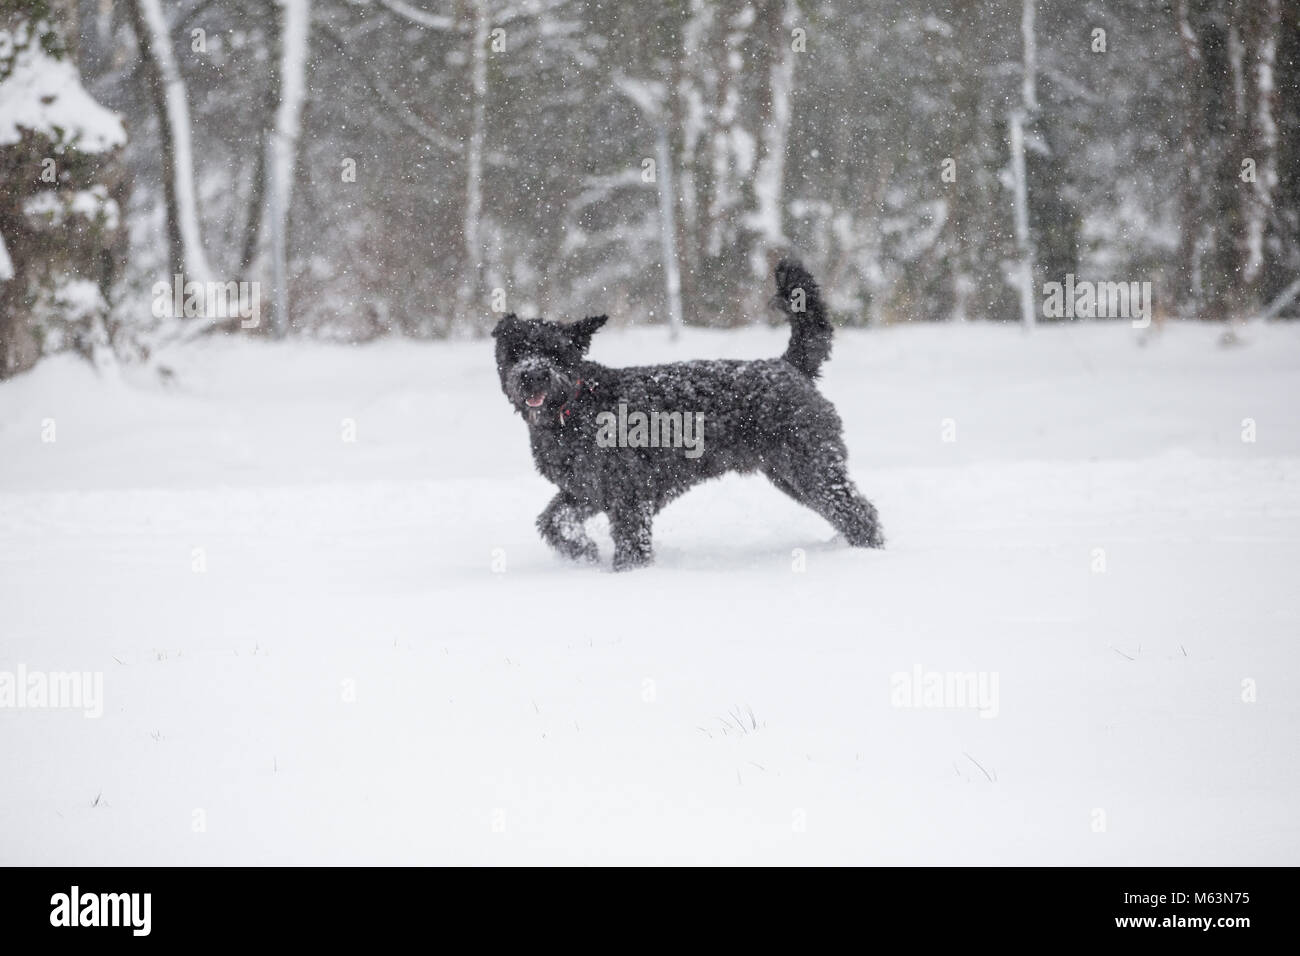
[375,0,459,32]
[612,73,666,121]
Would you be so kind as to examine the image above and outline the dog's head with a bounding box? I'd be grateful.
[492,313,608,425]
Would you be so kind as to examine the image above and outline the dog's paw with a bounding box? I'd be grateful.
[858,527,886,549]
[572,545,601,565]
[612,552,653,572]
[831,531,885,549]
[550,541,599,565]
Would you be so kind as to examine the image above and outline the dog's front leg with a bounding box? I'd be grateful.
[610,504,654,571]
[537,492,599,564]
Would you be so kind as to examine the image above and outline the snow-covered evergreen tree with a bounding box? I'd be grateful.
[0,0,127,377]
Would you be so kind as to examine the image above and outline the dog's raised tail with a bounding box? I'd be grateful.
[774,258,832,379]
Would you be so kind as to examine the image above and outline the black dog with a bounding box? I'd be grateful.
[493,259,884,570]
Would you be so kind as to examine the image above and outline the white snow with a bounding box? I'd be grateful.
[1,322,1298,864]
[0,229,12,281]
[0,41,125,151]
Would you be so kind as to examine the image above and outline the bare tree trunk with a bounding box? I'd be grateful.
[239,129,268,275]
[674,1,712,325]
[611,67,684,339]
[266,0,310,336]
[1009,110,1035,329]
[1242,0,1282,303]
[750,0,794,282]
[1174,0,1244,321]
[654,125,683,340]
[703,0,755,325]
[267,136,287,339]
[1020,0,1037,113]
[1010,0,1037,329]
[96,0,113,48]
[460,0,488,324]
[1174,0,1204,317]
[125,0,211,282]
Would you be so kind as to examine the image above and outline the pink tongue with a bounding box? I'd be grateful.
[526,394,546,408]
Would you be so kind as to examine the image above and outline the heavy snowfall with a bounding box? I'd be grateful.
[1,1,1298,865]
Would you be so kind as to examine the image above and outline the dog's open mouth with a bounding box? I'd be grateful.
[525,393,547,408]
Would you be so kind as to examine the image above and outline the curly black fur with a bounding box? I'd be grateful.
[493,259,884,570]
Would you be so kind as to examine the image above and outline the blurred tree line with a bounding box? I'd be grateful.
[1,0,1297,377]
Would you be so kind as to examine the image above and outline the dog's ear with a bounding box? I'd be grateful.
[567,314,608,352]
[491,313,519,338]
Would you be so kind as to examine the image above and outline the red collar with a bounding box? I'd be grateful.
[559,377,597,425]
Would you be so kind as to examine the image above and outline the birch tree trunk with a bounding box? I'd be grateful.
[126,0,211,282]
[267,0,311,335]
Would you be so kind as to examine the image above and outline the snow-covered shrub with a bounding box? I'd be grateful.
[0,0,129,377]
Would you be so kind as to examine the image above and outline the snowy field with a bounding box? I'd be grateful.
[2,320,1298,865]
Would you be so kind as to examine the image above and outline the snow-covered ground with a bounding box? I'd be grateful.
[2,320,1298,865]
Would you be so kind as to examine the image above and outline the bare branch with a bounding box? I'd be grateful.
[376,0,459,32]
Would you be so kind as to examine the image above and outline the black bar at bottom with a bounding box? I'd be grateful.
[0,866,1282,942]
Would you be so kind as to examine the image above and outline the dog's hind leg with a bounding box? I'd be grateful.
[764,461,885,549]
[609,503,655,571]
[537,492,599,563]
